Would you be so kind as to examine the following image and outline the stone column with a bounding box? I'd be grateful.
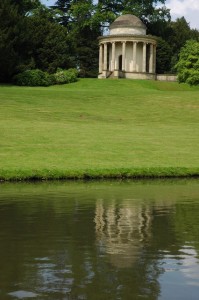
[149,44,153,73]
[142,42,147,73]
[99,43,103,73]
[111,42,116,71]
[103,43,107,71]
[133,41,137,72]
[122,42,126,71]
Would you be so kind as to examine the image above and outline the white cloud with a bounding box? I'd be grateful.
[167,0,199,15]
[167,0,199,28]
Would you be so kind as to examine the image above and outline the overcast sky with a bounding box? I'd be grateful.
[41,0,199,29]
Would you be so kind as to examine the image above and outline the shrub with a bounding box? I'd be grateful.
[186,70,199,86]
[13,68,78,87]
[54,68,78,84]
[14,69,54,86]
[175,40,199,86]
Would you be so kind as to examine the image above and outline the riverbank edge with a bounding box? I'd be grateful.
[0,167,199,182]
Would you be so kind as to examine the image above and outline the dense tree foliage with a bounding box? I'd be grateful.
[0,0,199,82]
[26,7,76,73]
[166,17,199,72]
[0,0,42,81]
[175,40,199,86]
[0,0,29,81]
[96,0,170,26]
[10,0,41,14]
[0,0,75,81]
[65,0,100,77]
[156,37,172,74]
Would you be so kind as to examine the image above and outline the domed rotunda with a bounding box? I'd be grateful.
[98,14,156,79]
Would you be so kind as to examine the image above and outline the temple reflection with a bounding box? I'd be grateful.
[94,199,152,267]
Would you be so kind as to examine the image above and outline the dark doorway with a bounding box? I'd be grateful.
[119,55,122,71]
[146,44,150,73]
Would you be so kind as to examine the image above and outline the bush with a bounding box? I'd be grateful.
[14,69,54,86]
[54,68,78,84]
[186,70,199,86]
[13,68,78,86]
[175,40,199,86]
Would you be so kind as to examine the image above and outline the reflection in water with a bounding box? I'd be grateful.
[180,248,199,285]
[0,180,199,299]
[94,199,152,267]
[8,291,38,299]
[159,246,199,299]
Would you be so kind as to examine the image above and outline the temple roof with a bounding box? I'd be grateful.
[110,14,146,30]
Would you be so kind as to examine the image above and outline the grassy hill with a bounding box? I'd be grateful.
[0,79,199,180]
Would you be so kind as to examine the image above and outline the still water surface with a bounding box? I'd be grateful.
[0,180,199,300]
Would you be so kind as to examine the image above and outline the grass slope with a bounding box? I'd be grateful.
[0,79,199,180]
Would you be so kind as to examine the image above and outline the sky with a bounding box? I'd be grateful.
[41,0,199,29]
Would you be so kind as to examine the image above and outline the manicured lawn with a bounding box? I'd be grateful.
[0,79,199,180]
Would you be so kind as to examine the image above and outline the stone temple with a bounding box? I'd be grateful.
[98,14,157,79]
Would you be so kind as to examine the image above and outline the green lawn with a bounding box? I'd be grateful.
[0,79,199,180]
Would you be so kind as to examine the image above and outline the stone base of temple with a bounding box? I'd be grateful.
[156,74,177,82]
[98,71,156,80]
[98,71,111,78]
[124,72,156,80]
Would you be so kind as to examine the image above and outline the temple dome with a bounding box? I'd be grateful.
[110,14,146,36]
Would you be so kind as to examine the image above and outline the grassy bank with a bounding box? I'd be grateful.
[0,79,199,181]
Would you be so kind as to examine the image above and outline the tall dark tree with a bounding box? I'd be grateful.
[10,0,41,14]
[0,0,28,81]
[146,7,171,38]
[168,17,193,55]
[0,0,43,82]
[0,0,76,82]
[166,17,199,72]
[50,0,72,26]
[26,7,76,73]
[70,0,100,77]
[51,0,100,76]
[156,37,172,74]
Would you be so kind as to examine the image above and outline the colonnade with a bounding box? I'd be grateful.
[99,40,156,75]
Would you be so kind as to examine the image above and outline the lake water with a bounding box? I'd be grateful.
[0,180,199,300]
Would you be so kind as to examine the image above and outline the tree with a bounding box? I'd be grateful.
[167,17,193,55]
[95,0,170,32]
[156,37,172,74]
[51,0,100,76]
[146,7,171,37]
[10,0,41,15]
[0,0,28,81]
[26,7,76,73]
[175,40,199,86]
[50,0,72,26]
[0,0,76,82]
[69,0,100,76]
[166,17,199,72]
[0,0,43,82]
